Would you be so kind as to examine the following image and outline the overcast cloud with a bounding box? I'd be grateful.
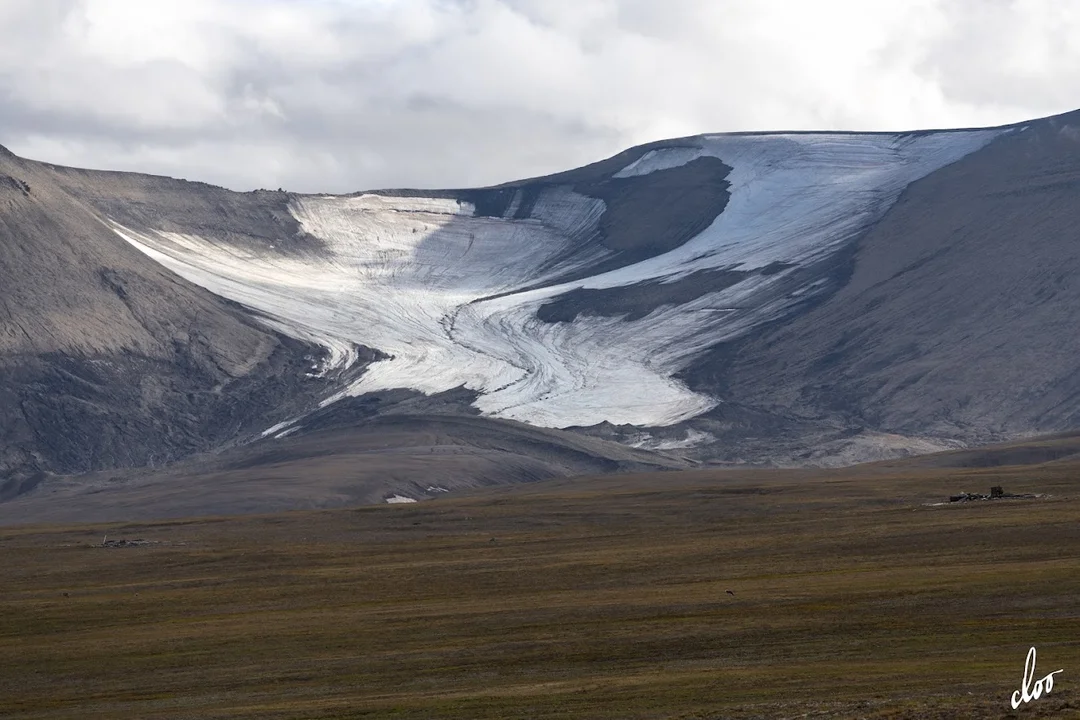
[0,0,1077,192]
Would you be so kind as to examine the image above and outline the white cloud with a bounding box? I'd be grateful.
[0,0,1076,192]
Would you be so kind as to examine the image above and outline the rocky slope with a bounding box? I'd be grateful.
[0,147,370,496]
[697,111,1080,443]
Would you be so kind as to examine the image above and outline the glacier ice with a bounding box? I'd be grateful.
[109,128,1009,429]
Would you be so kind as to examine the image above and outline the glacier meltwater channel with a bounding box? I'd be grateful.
[110,129,1008,430]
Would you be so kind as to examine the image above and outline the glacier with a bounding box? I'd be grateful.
[109,128,1009,430]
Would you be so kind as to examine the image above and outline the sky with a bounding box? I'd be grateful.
[0,0,1077,193]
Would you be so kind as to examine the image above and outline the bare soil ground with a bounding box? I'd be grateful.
[0,458,1077,719]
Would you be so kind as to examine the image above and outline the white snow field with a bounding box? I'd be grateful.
[110,129,1008,430]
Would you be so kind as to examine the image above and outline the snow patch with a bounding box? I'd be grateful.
[260,419,298,438]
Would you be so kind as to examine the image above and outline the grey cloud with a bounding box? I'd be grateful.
[0,0,1076,193]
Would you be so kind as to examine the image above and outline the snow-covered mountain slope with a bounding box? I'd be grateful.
[109,128,1006,430]
[10,110,1080,520]
[703,111,1080,443]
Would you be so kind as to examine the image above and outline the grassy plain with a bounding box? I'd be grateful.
[1,460,1079,719]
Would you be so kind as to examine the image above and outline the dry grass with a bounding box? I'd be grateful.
[1,461,1079,718]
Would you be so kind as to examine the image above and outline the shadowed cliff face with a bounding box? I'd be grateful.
[459,152,734,287]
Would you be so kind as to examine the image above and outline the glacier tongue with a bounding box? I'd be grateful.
[109,128,1008,429]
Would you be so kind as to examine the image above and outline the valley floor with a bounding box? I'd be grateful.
[1,462,1078,719]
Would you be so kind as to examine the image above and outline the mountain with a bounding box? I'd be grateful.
[703,112,1080,441]
[0,146,362,498]
[2,109,1080,519]
[0,146,685,511]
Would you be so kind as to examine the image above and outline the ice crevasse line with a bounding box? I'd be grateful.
[109,128,1009,430]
